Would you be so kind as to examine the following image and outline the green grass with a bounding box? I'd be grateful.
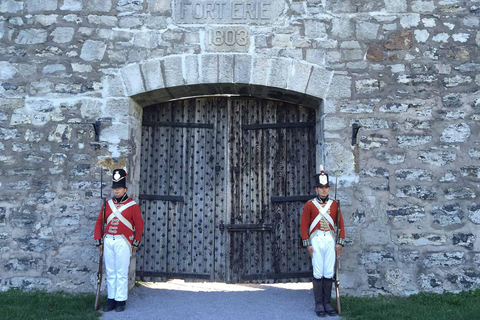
[0,290,105,320]
[339,289,480,320]
[1,288,479,320]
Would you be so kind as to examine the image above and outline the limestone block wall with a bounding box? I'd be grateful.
[0,0,479,295]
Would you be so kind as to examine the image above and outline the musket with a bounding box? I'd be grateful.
[94,169,106,311]
[334,174,342,315]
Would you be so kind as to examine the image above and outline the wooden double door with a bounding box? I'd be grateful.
[136,97,316,283]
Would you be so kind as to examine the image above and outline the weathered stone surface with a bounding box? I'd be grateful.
[444,187,476,200]
[396,135,431,148]
[359,134,388,150]
[53,214,80,227]
[51,27,75,43]
[340,103,374,113]
[268,58,290,89]
[305,66,332,99]
[4,258,43,271]
[85,0,111,11]
[355,79,383,94]
[432,203,464,226]
[15,234,57,253]
[460,167,480,180]
[418,150,456,166]
[384,30,413,50]
[26,0,57,11]
[446,269,480,290]
[397,233,446,246]
[440,123,471,143]
[360,167,389,178]
[0,62,18,80]
[419,273,443,293]
[379,103,409,113]
[15,29,47,44]
[359,250,395,264]
[121,64,145,96]
[351,118,388,130]
[331,17,353,39]
[0,207,5,226]
[423,252,465,268]
[326,75,351,98]
[356,21,379,40]
[0,0,24,13]
[442,93,461,108]
[437,110,467,120]
[362,225,390,245]
[10,208,39,228]
[397,186,436,200]
[468,203,480,224]
[10,277,52,291]
[439,170,457,182]
[452,233,476,250]
[80,40,106,61]
[374,152,405,164]
[412,0,436,13]
[404,119,431,130]
[366,43,384,62]
[397,74,437,85]
[387,204,425,222]
[60,0,82,10]
[395,169,432,181]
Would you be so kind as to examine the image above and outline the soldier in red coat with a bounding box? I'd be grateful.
[300,166,345,317]
[94,169,144,312]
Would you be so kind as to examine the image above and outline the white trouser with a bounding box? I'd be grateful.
[104,236,131,301]
[311,231,335,279]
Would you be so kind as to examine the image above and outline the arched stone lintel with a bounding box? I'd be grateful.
[120,54,334,108]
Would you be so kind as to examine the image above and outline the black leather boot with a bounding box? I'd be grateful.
[313,278,326,317]
[323,278,338,316]
[115,300,126,312]
[102,298,116,312]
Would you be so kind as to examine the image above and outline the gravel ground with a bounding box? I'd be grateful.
[101,280,343,320]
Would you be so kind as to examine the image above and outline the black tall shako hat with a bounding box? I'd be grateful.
[314,165,330,187]
[112,169,127,188]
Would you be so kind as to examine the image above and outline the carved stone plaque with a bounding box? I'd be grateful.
[205,26,250,52]
[174,0,285,25]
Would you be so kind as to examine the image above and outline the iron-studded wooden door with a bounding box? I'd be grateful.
[137,97,315,283]
[136,98,228,281]
[227,99,316,282]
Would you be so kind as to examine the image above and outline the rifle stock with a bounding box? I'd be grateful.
[335,275,341,314]
[94,250,103,310]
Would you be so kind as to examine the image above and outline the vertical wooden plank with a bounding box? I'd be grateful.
[214,97,228,281]
[155,110,170,274]
[191,98,207,275]
[228,98,244,282]
[203,98,217,279]
[285,103,297,275]
[137,123,151,273]
[167,101,183,274]
[180,99,195,274]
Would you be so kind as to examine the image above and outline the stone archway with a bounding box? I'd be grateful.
[119,54,335,282]
[119,53,334,107]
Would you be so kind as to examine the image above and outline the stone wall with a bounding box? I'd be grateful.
[0,0,479,295]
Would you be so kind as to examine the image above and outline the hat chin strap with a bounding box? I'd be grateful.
[317,195,329,203]
[114,193,128,203]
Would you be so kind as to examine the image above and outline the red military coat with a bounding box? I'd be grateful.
[94,198,145,247]
[300,198,345,247]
